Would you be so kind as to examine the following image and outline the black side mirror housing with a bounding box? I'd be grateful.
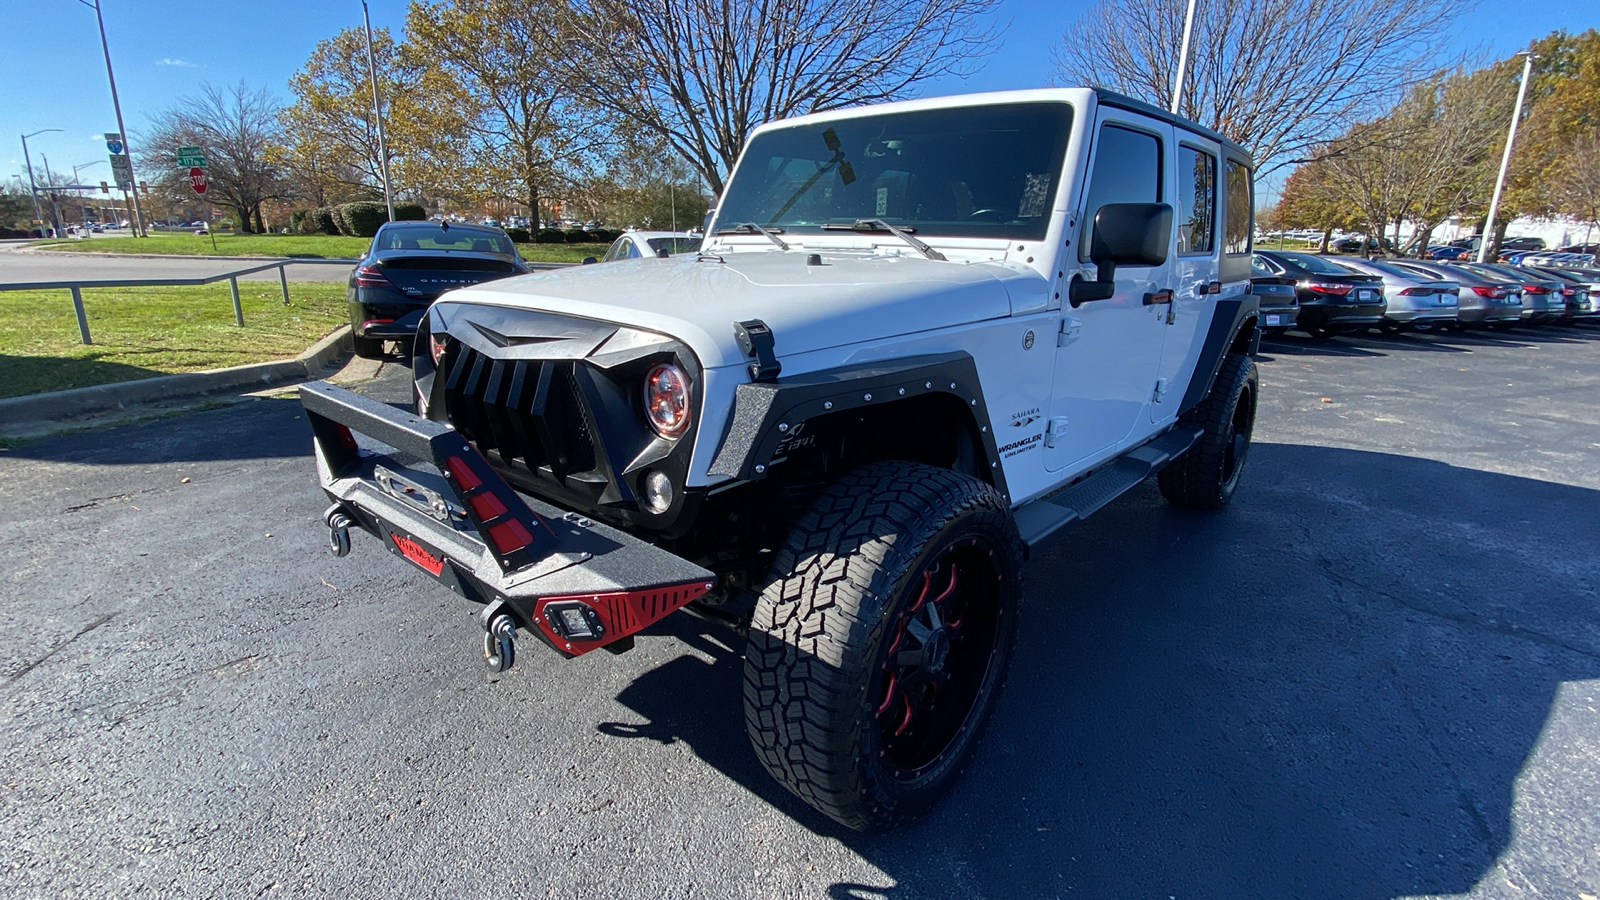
[581,256,598,265]
[1069,202,1174,306]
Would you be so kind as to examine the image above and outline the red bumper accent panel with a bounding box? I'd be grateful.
[534,581,712,656]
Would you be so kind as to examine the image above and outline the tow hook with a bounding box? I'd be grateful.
[325,504,353,558]
[481,599,518,672]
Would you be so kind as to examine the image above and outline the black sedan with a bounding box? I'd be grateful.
[1250,257,1299,335]
[1253,250,1386,337]
[348,222,530,359]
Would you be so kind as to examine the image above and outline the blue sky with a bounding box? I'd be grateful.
[1,0,1589,190]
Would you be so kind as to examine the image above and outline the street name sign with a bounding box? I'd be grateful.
[177,146,206,168]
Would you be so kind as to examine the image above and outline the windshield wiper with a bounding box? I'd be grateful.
[714,222,789,251]
[821,218,947,261]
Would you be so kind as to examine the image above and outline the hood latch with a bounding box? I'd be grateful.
[734,319,781,383]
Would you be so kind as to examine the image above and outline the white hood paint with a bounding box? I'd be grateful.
[437,250,1047,370]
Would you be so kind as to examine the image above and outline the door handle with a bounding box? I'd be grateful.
[1142,288,1174,306]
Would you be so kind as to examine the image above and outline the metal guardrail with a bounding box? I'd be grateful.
[0,258,355,345]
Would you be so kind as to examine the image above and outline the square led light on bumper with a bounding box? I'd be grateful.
[544,601,605,642]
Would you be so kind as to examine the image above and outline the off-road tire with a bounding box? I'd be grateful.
[352,335,387,359]
[744,461,1023,831]
[1158,352,1258,510]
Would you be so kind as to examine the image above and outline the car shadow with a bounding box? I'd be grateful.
[1258,335,1390,358]
[599,443,1600,898]
[1429,325,1600,348]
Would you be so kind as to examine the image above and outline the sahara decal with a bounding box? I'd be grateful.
[1009,407,1041,429]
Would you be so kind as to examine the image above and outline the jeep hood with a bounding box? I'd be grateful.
[435,251,1036,369]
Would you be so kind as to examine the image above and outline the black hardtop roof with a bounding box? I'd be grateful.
[379,220,506,235]
[1092,87,1253,165]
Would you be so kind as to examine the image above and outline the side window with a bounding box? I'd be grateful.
[1225,160,1253,255]
[1251,254,1281,275]
[1080,123,1163,262]
[1177,145,1216,255]
[625,238,642,259]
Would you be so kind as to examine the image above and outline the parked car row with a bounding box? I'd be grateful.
[1251,250,1598,339]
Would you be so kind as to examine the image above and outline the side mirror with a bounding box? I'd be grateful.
[1070,202,1174,306]
[656,248,670,258]
[581,256,598,265]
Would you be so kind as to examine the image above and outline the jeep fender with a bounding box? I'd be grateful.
[1178,294,1260,416]
[705,352,1009,500]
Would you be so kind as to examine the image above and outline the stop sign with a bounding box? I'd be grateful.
[188,167,208,194]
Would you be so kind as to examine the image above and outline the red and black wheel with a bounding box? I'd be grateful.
[744,461,1022,831]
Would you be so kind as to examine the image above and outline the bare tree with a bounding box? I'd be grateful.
[561,0,1002,194]
[1055,0,1469,174]
[141,82,284,233]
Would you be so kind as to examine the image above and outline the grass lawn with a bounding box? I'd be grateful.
[0,282,348,400]
[29,232,603,263]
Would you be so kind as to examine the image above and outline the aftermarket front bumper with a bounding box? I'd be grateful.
[300,381,713,665]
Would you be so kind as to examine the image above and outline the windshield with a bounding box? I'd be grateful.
[647,237,702,255]
[375,226,516,258]
[714,102,1074,241]
[1273,252,1361,276]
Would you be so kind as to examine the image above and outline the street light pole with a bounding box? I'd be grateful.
[40,154,65,238]
[1478,51,1536,264]
[1170,0,1199,115]
[361,0,396,223]
[82,0,148,237]
[21,129,62,238]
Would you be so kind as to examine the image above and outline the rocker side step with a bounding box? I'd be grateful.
[1013,426,1203,550]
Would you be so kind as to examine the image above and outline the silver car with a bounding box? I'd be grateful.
[1333,257,1459,332]
[1390,260,1523,330]
[1526,265,1599,322]
[1451,263,1567,323]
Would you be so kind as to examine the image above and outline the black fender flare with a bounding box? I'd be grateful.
[704,351,1011,502]
[1177,293,1260,417]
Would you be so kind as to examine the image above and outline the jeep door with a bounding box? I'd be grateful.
[1149,135,1221,422]
[1043,110,1174,472]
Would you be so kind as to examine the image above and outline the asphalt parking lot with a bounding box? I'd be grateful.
[2,325,1597,899]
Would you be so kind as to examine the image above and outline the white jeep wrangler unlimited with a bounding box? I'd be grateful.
[302,87,1260,830]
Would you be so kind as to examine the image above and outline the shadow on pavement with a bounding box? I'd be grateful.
[0,353,165,402]
[600,443,1600,898]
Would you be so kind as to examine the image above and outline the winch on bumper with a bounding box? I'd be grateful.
[301,381,714,670]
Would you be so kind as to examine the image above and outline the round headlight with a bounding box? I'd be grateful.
[643,470,674,514]
[643,363,691,438]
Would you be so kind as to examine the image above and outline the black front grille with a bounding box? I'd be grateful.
[442,343,597,485]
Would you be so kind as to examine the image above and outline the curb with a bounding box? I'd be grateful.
[0,325,353,430]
